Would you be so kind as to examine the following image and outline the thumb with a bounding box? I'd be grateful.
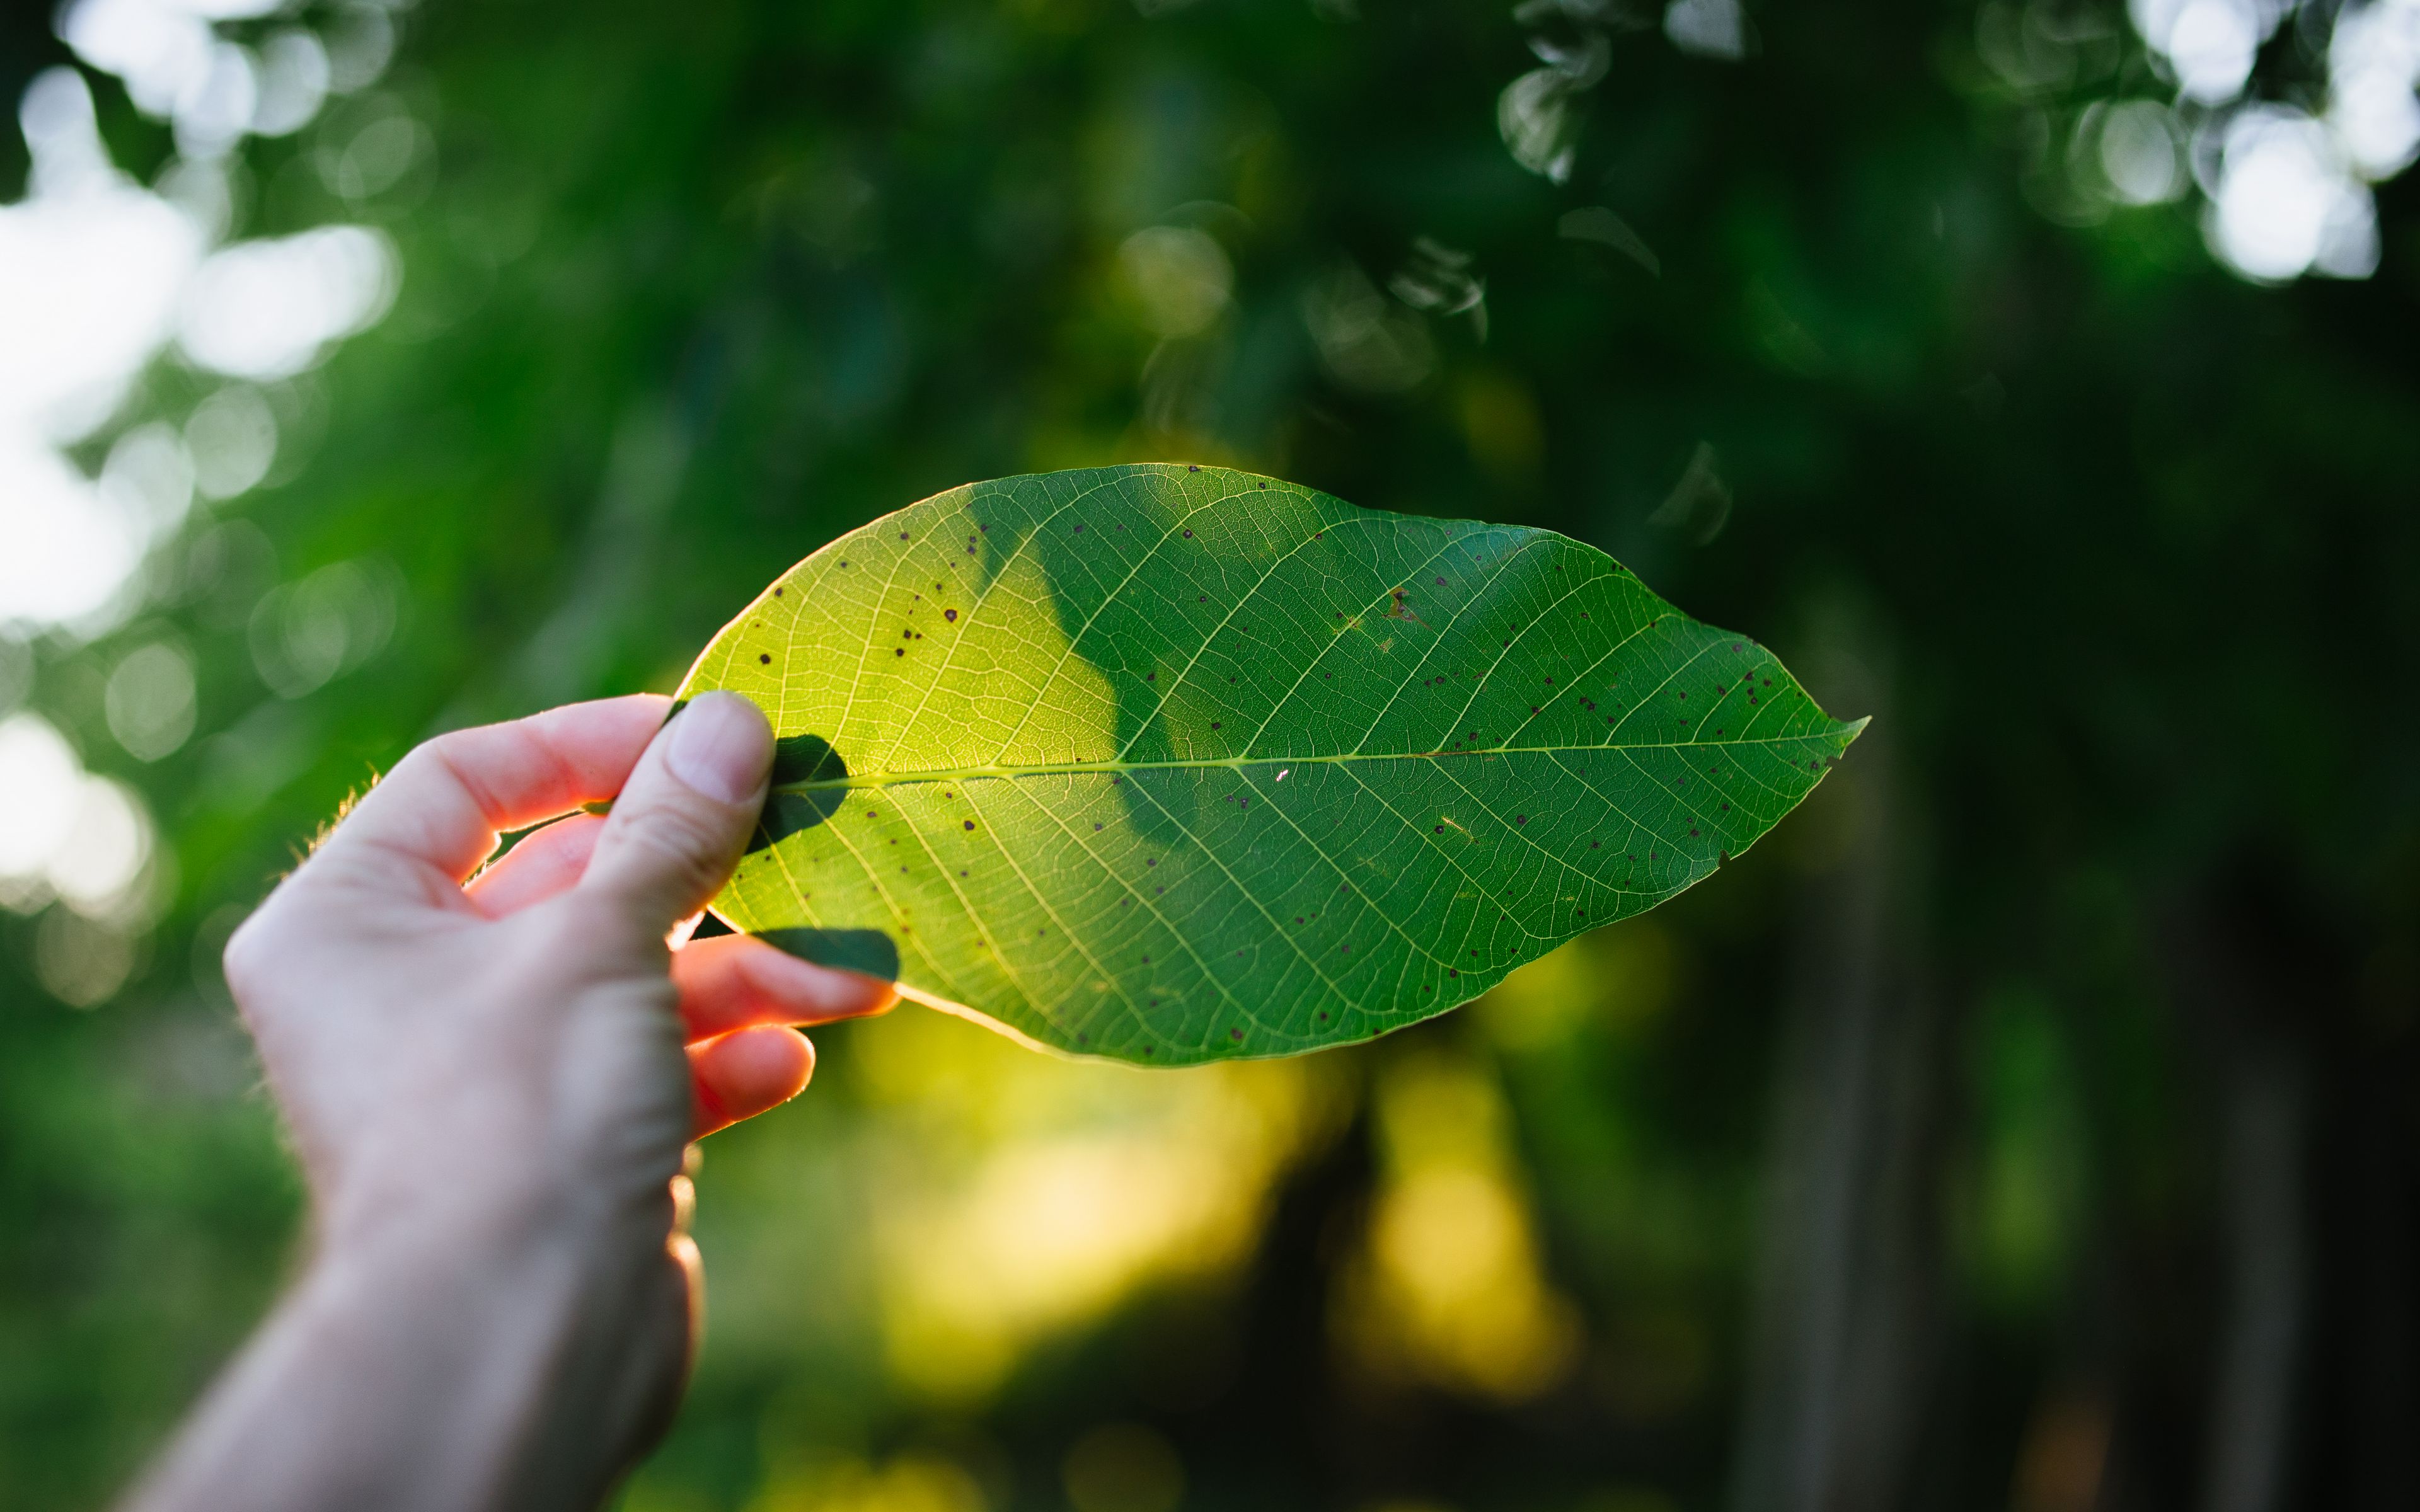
[580,691,774,935]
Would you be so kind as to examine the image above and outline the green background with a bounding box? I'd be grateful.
[3,0,2416,1508]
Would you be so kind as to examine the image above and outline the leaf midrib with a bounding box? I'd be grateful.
[769,731,1841,794]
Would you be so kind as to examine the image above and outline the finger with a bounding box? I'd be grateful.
[464,814,606,917]
[671,933,897,1043]
[323,695,672,885]
[689,1026,814,1138]
[580,693,775,936]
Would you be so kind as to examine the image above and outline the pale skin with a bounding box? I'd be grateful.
[123,690,894,1512]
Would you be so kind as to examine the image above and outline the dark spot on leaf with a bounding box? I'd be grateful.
[964,820,975,830]
[773,587,783,597]
[1229,1027,1241,1040]
[759,654,771,664]
[895,648,905,657]
[945,608,957,621]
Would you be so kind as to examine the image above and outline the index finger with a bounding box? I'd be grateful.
[324,694,673,884]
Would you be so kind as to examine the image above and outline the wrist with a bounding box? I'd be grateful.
[313,1134,670,1285]
[288,1177,685,1511]
[132,1167,686,1512]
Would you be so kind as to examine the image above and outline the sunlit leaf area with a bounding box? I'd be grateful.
[1,0,2415,1507]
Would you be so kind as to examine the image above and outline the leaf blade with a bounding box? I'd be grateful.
[680,464,1861,1064]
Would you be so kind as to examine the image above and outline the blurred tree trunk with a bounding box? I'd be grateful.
[2161,882,2313,1512]
[2199,1012,2305,1512]
[2162,873,2418,1512]
[1727,626,1945,1512]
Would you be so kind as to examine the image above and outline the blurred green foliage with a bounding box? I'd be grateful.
[4,0,2417,1509]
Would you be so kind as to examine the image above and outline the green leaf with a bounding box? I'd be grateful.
[679,464,1862,1065]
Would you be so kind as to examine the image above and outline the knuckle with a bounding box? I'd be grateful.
[220,911,275,1006]
[616,798,737,894]
[382,741,448,793]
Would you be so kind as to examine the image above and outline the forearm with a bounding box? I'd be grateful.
[124,1200,677,1512]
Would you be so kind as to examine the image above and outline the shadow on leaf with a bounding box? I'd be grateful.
[753,926,901,982]
[748,733,850,854]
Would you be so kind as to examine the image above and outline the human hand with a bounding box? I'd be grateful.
[139,692,892,1512]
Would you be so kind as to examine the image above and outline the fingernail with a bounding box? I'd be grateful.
[666,692,771,805]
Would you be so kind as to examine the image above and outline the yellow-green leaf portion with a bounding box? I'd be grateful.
[679,464,1862,1065]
